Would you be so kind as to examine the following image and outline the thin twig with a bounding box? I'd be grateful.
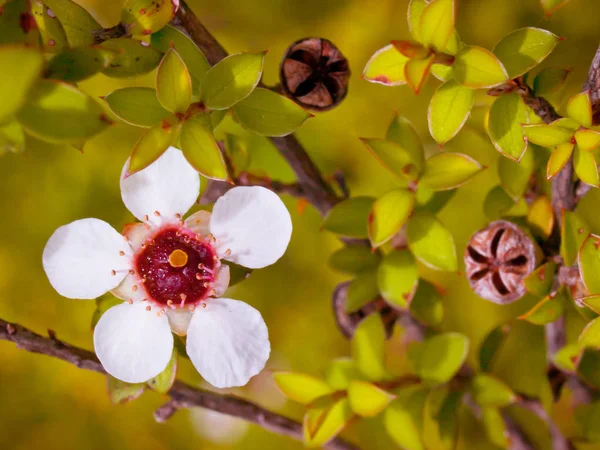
[0,319,359,450]
[173,0,340,216]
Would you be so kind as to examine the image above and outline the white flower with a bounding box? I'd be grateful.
[42,147,292,388]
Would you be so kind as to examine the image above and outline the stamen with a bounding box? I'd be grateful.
[198,264,214,275]
[144,214,149,222]
[132,285,138,292]
[111,270,116,276]
[129,269,135,275]
[180,293,187,307]
[119,251,125,256]
[145,305,151,311]
[154,211,161,217]
[188,305,196,311]
[168,249,188,267]
[224,248,232,256]
[202,302,207,308]
[128,299,133,304]
[175,213,181,219]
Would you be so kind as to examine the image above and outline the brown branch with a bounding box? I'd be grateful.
[517,397,574,450]
[173,0,340,216]
[0,319,358,450]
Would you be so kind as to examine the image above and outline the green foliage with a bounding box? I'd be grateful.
[46,47,116,82]
[547,142,574,179]
[101,38,162,78]
[414,332,469,385]
[351,314,388,381]
[384,388,427,450]
[107,376,146,404]
[361,138,420,183]
[533,67,570,96]
[417,0,455,52]
[303,398,353,448]
[321,197,375,238]
[567,91,593,128]
[362,44,409,86]
[526,194,554,239]
[470,374,516,407]
[419,152,484,191]
[488,93,529,160]
[523,261,556,297]
[377,250,418,308]
[453,46,508,89]
[346,269,379,312]
[274,372,332,405]
[31,0,68,53]
[428,80,474,144]
[410,280,443,327]
[498,146,534,197]
[386,114,425,170]
[232,88,312,136]
[540,0,571,16]
[579,234,600,295]
[43,0,102,46]
[493,28,560,79]
[104,87,170,127]
[347,380,395,417]
[561,211,589,266]
[329,246,381,274]
[523,123,572,147]
[156,49,193,113]
[368,188,415,247]
[200,52,265,110]
[121,0,178,36]
[128,120,180,174]
[406,213,457,271]
[0,0,40,46]
[147,349,178,394]
[180,115,229,180]
[479,324,511,372]
[519,290,566,325]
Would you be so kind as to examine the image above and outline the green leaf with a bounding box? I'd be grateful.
[362,44,409,86]
[378,250,418,309]
[519,290,566,325]
[147,348,177,394]
[127,120,180,175]
[497,145,534,198]
[540,0,570,16]
[303,398,353,448]
[408,0,428,42]
[348,381,395,417]
[547,142,574,179]
[524,262,556,297]
[404,54,434,94]
[329,246,381,274]
[580,295,600,315]
[407,213,457,271]
[361,138,420,182]
[522,123,572,147]
[121,0,178,35]
[274,372,332,405]
[368,188,415,247]
[151,25,211,92]
[428,80,474,144]
[391,40,431,59]
[580,317,600,348]
[561,211,589,266]
[384,391,426,450]
[493,28,560,79]
[575,129,600,152]
[43,0,102,47]
[0,46,43,124]
[180,115,229,180]
[431,389,461,449]
[0,0,40,46]
[573,145,599,187]
[416,332,469,384]
[579,234,600,295]
[470,374,516,407]
[0,120,25,154]
[483,186,517,219]
[107,375,146,404]
[101,38,162,78]
[526,194,554,239]
[578,349,600,389]
[489,93,529,160]
[156,49,192,113]
[533,67,570,96]
[482,407,508,448]
[233,88,311,136]
[479,324,511,372]
[410,280,443,327]
[346,269,379,313]
[418,0,455,52]
[104,87,170,127]
[46,46,115,82]
[31,0,68,53]
[415,188,455,214]
[419,152,483,191]
[321,196,375,238]
[453,46,508,89]
[17,80,110,143]
[552,343,582,373]
[351,314,388,381]
[200,52,265,110]
[386,114,425,171]
[567,91,593,128]
[324,358,365,390]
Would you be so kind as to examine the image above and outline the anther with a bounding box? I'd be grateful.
[144,214,149,222]
[154,211,160,216]
[119,251,125,256]
[175,213,181,219]
[132,285,138,292]
[202,302,207,308]
[224,248,232,256]
[188,305,196,311]
[128,299,133,304]
[129,269,135,275]
[111,270,116,276]
[146,305,151,311]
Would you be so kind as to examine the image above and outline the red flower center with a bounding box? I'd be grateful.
[135,227,218,307]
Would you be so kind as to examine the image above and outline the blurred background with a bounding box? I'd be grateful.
[2,0,600,448]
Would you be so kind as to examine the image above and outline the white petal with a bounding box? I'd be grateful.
[185,210,212,236]
[186,298,270,388]
[94,302,173,383]
[210,186,292,269]
[213,264,230,297]
[110,273,146,303]
[43,218,131,299]
[166,309,193,336]
[122,222,151,252]
[121,146,200,227]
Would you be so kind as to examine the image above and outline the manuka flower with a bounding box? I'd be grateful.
[42,147,292,388]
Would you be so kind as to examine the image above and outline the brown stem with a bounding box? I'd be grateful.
[517,397,574,450]
[173,0,340,216]
[0,319,359,450]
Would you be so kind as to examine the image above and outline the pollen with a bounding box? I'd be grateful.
[168,249,188,267]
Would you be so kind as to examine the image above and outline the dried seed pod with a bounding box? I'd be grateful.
[280,37,350,111]
[465,220,536,304]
